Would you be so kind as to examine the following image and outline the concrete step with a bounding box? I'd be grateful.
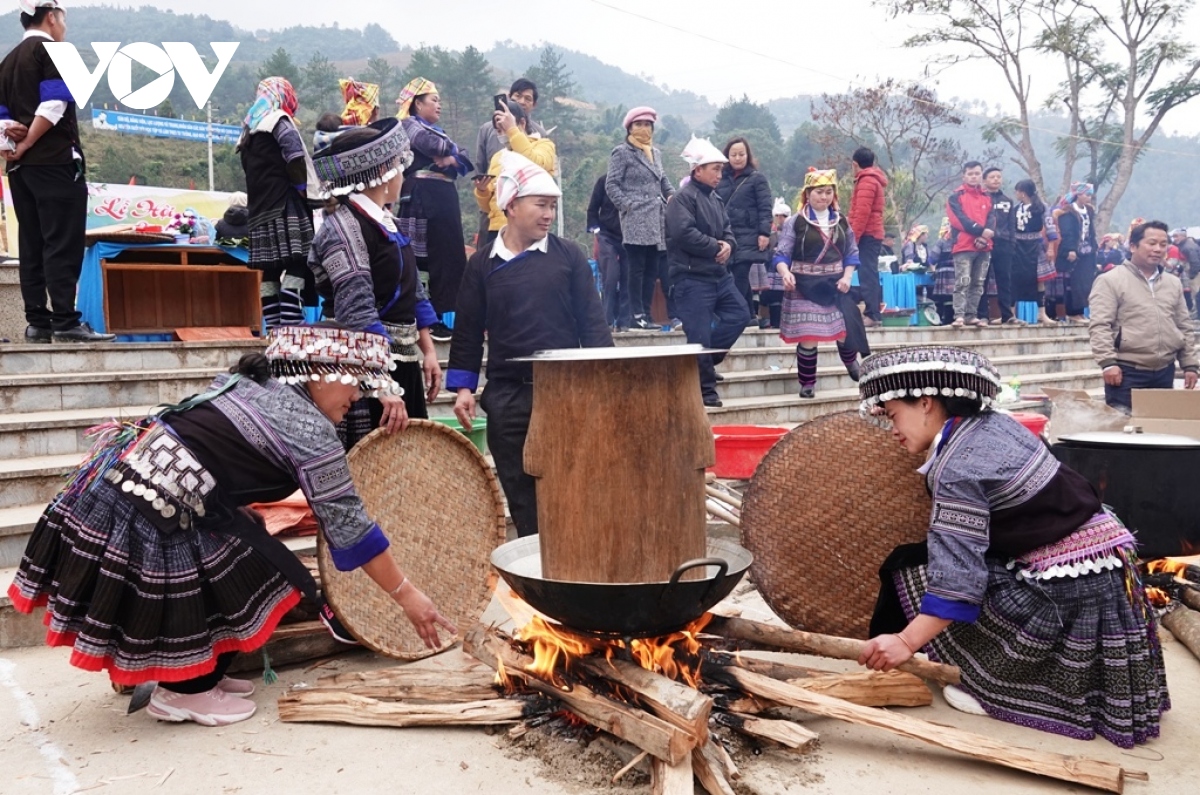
[0,405,153,458]
[0,369,217,412]
[0,339,262,376]
[0,453,77,510]
[706,369,1103,425]
[0,504,42,569]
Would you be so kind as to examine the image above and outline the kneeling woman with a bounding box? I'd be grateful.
[857,346,1168,748]
[6,326,454,726]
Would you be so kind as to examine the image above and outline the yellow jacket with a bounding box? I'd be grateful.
[474,128,558,232]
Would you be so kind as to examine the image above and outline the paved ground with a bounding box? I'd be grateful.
[3,590,1198,795]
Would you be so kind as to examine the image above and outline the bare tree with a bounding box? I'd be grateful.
[812,79,973,233]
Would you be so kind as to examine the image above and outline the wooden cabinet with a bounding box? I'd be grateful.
[101,246,261,334]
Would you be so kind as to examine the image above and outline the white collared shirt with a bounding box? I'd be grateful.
[491,227,549,261]
[349,193,397,234]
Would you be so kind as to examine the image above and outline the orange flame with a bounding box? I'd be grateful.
[512,613,714,690]
[1145,587,1172,608]
[1147,556,1200,581]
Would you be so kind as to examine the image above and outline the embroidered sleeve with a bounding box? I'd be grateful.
[922,469,991,621]
[843,225,861,268]
[309,210,386,337]
[772,217,797,267]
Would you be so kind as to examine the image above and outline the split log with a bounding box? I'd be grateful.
[1161,605,1200,663]
[714,711,817,750]
[227,620,355,675]
[651,755,694,795]
[577,657,711,742]
[709,652,932,707]
[691,738,736,795]
[705,500,741,528]
[463,625,696,765]
[705,615,960,686]
[317,667,499,703]
[711,665,1136,794]
[278,689,535,727]
[709,693,767,715]
[705,485,742,510]
[1179,586,1200,613]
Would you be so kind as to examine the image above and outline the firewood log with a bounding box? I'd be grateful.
[651,756,694,795]
[691,738,736,795]
[277,689,535,727]
[709,664,1137,794]
[1180,586,1200,613]
[705,615,960,686]
[1161,604,1200,663]
[577,657,711,743]
[463,625,696,765]
[713,711,818,750]
[707,652,932,707]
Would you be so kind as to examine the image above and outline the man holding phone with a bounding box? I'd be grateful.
[473,79,546,245]
[473,97,557,245]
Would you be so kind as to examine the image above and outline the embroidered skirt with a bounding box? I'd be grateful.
[749,262,771,292]
[932,265,956,297]
[6,479,299,686]
[248,191,314,278]
[888,517,1169,748]
[780,293,845,346]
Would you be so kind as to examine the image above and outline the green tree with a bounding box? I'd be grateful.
[258,47,302,87]
[363,57,397,104]
[302,52,339,116]
[714,95,782,145]
[525,47,579,136]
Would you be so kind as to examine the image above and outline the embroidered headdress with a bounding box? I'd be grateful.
[495,150,561,211]
[1066,181,1094,203]
[800,167,839,209]
[858,345,1001,414]
[266,326,402,397]
[339,78,381,127]
[395,77,436,119]
[680,136,728,169]
[312,118,412,199]
[907,224,929,243]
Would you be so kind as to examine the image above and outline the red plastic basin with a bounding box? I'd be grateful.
[1009,411,1049,438]
[711,425,789,479]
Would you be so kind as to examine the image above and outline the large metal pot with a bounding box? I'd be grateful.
[491,536,752,638]
[1052,431,1200,559]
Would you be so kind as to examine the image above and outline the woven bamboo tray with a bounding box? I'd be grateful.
[317,420,507,660]
[740,411,931,639]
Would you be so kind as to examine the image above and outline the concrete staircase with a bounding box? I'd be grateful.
[0,324,1101,579]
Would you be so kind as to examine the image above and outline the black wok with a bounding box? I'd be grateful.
[491,536,753,638]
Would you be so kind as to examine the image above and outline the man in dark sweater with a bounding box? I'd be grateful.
[666,137,749,408]
[0,2,112,342]
[587,172,630,331]
[448,152,612,537]
[979,166,1022,324]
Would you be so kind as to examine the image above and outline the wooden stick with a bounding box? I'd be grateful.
[296,683,500,703]
[706,500,741,528]
[318,668,496,692]
[463,626,696,764]
[714,711,818,750]
[277,689,532,727]
[577,657,711,742]
[1161,604,1200,663]
[691,738,736,795]
[711,665,1134,794]
[611,751,649,784]
[651,755,694,795]
[705,615,961,686]
[709,652,932,707]
[705,485,742,510]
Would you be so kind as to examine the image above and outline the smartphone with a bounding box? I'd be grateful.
[493,94,508,112]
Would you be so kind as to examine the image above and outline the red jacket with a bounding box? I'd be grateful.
[848,166,887,240]
[946,183,993,255]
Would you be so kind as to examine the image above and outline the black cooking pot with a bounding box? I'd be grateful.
[1052,431,1200,559]
[491,536,753,638]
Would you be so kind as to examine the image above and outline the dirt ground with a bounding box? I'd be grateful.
[3,588,1198,795]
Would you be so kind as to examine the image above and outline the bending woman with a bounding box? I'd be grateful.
[7,326,454,727]
[773,168,870,399]
[857,345,1168,748]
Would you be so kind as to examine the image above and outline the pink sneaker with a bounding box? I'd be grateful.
[147,686,257,726]
[216,676,256,697]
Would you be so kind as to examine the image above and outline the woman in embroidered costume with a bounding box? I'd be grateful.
[772,168,870,399]
[393,77,474,340]
[237,77,318,328]
[308,119,442,448]
[857,346,1168,748]
[6,326,455,727]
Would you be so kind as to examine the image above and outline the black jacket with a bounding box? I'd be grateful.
[215,206,249,241]
[666,179,736,284]
[586,174,621,239]
[715,166,772,264]
[988,189,1016,243]
[1056,206,1097,262]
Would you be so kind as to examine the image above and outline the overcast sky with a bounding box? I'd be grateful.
[71,0,1200,135]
